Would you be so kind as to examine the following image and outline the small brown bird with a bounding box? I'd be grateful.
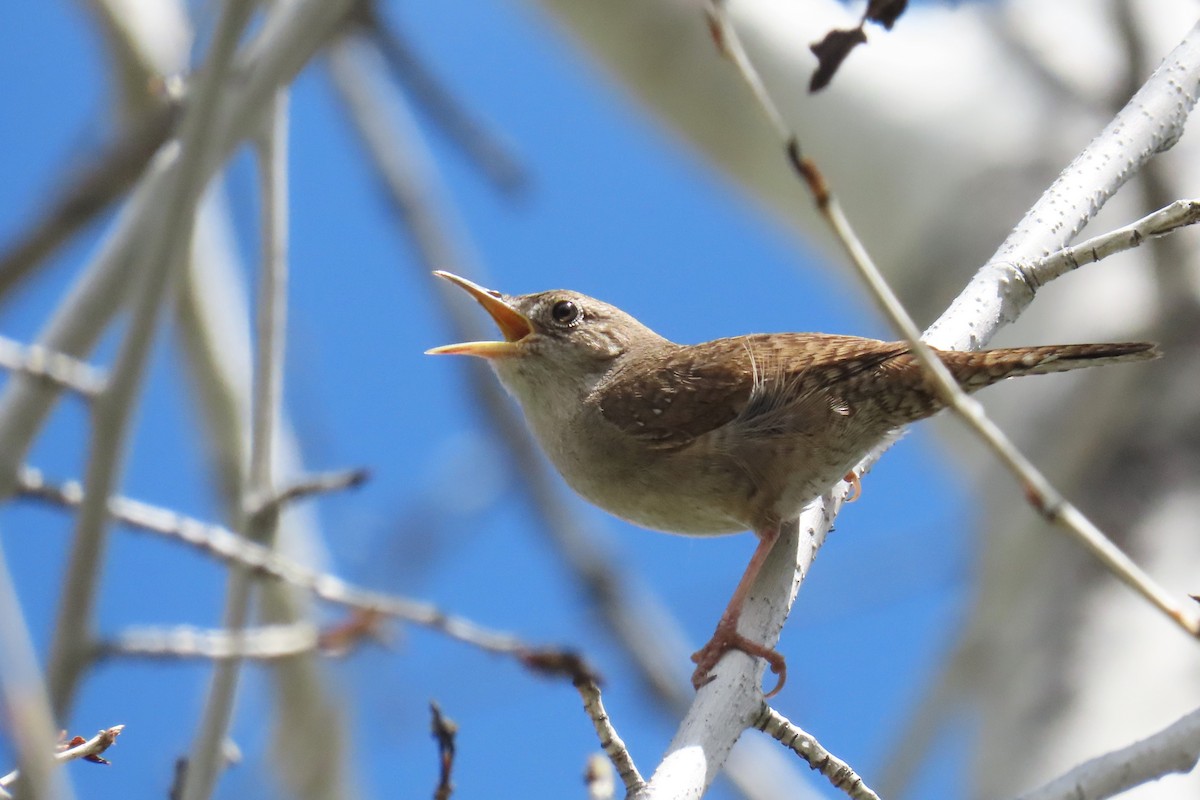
[427,271,1158,696]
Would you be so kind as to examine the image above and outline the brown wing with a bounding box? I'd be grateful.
[593,333,912,449]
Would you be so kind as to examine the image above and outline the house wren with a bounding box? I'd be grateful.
[427,270,1158,696]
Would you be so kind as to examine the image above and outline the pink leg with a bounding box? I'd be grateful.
[690,525,788,697]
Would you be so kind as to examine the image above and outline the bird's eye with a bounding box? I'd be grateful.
[550,299,581,326]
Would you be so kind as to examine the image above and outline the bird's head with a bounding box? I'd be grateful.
[427,271,665,403]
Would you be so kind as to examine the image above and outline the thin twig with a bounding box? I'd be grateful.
[429,702,457,800]
[575,678,646,797]
[1023,198,1200,288]
[14,465,589,667]
[753,706,880,800]
[0,726,126,790]
[249,467,370,518]
[706,0,1200,640]
[0,336,107,397]
[1014,706,1200,800]
[353,2,526,195]
[54,726,126,765]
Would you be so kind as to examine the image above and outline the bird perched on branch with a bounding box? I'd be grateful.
[428,270,1158,696]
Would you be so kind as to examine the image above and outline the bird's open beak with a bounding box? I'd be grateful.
[425,271,533,358]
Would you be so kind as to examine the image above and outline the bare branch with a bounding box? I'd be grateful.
[352,2,526,195]
[753,706,880,800]
[575,678,645,797]
[0,726,126,790]
[54,726,127,766]
[1024,198,1200,288]
[1014,706,1200,800]
[0,538,71,799]
[644,9,1200,799]
[0,97,179,302]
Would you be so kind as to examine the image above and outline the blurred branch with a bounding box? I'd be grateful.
[584,754,616,800]
[352,1,526,194]
[0,95,179,303]
[0,336,108,398]
[0,0,356,499]
[753,707,879,800]
[44,0,257,727]
[0,537,72,799]
[98,622,322,661]
[178,194,358,799]
[180,75,289,800]
[251,468,370,518]
[1014,706,1200,800]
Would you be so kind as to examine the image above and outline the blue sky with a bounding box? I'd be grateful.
[0,2,973,797]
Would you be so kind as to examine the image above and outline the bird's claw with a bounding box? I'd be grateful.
[843,470,861,502]
[691,624,787,698]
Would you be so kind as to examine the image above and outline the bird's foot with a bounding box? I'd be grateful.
[690,622,787,698]
[843,470,861,502]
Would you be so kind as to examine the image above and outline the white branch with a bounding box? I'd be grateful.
[1025,198,1200,287]
[1014,707,1200,800]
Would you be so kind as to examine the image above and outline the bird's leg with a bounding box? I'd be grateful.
[690,524,787,697]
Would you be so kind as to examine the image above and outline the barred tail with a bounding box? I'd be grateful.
[945,342,1160,391]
